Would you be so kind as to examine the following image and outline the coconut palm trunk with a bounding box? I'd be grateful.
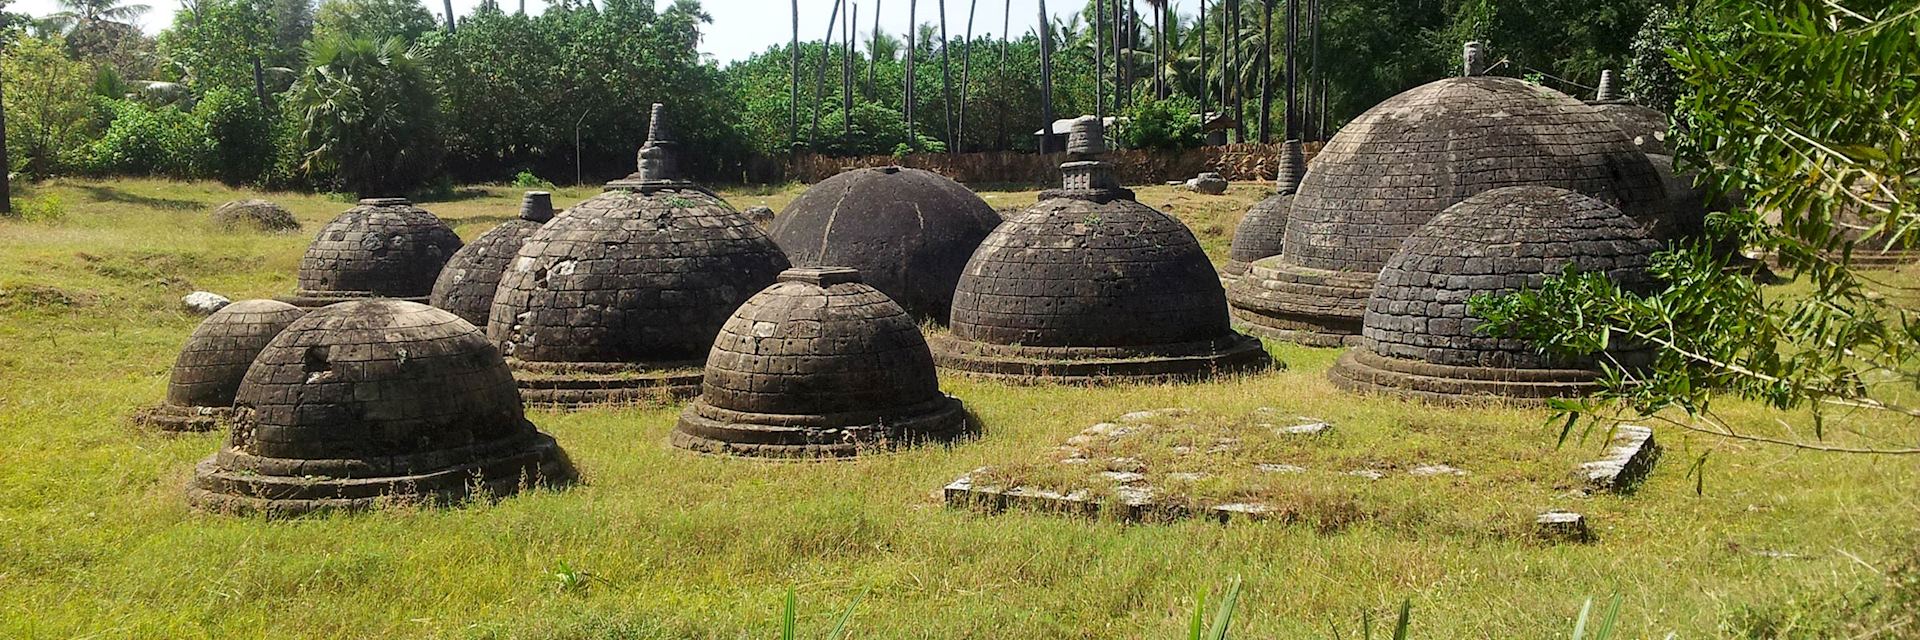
[869,0,882,97]
[1199,0,1207,125]
[906,0,917,136]
[1284,0,1296,140]
[810,0,843,146]
[1111,0,1123,114]
[443,0,454,32]
[791,0,800,148]
[1258,0,1271,143]
[0,65,10,216]
[1037,0,1054,153]
[959,0,978,151]
[845,0,855,136]
[1093,0,1103,119]
[998,0,1009,150]
[939,0,954,150]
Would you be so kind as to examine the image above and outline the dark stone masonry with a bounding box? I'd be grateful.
[136,299,307,432]
[932,116,1272,383]
[1223,140,1307,283]
[280,198,462,308]
[672,267,968,458]
[430,191,556,327]
[769,166,1002,322]
[487,104,790,407]
[187,300,574,516]
[1228,58,1670,346]
[1329,186,1662,403]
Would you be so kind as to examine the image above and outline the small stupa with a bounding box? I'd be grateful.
[280,198,462,308]
[1223,140,1307,283]
[429,191,556,327]
[137,300,307,432]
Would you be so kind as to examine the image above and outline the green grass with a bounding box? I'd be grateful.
[1,178,1917,638]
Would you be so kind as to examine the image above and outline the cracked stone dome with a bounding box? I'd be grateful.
[932,117,1272,383]
[673,267,967,458]
[1224,140,1307,282]
[1591,102,1671,156]
[487,104,791,407]
[138,300,307,432]
[430,192,556,327]
[187,300,573,515]
[769,166,1001,322]
[1228,70,1670,346]
[1329,186,1661,403]
[284,198,462,308]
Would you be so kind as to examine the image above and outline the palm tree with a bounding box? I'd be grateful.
[442,0,454,32]
[790,0,800,148]
[1037,0,1053,153]
[1092,0,1103,119]
[1284,0,1296,139]
[869,0,882,97]
[844,0,855,136]
[906,0,917,136]
[43,0,150,33]
[1199,0,1207,123]
[1258,0,1271,143]
[1144,0,1165,98]
[938,0,953,150]
[998,0,1010,150]
[810,0,844,146]
[958,0,978,151]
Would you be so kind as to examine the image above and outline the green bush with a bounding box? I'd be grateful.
[195,88,276,185]
[85,99,212,178]
[1118,96,1203,151]
[510,170,556,189]
[287,35,445,196]
[815,102,944,157]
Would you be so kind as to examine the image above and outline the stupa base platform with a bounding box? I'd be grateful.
[132,403,232,433]
[1219,259,1253,286]
[275,291,430,309]
[671,396,970,459]
[1327,349,1602,405]
[509,359,703,409]
[928,333,1275,384]
[1229,307,1363,347]
[1226,260,1372,347]
[186,431,575,516]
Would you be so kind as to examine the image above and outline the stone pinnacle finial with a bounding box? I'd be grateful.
[519,191,555,223]
[1463,41,1489,77]
[644,103,674,144]
[627,102,686,188]
[1275,140,1307,195]
[1595,69,1620,102]
[1065,115,1107,157]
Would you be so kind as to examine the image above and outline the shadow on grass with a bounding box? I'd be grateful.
[411,187,494,203]
[76,185,204,211]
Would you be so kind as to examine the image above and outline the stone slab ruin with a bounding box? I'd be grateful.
[186,300,574,515]
[1572,425,1660,493]
[279,198,462,308]
[672,267,969,458]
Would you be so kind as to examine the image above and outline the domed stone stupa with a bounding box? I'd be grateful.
[280,198,462,308]
[136,300,307,432]
[672,267,968,458]
[1223,140,1307,283]
[1228,44,1669,347]
[430,191,556,327]
[1588,70,1672,156]
[930,117,1273,383]
[187,300,574,515]
[768,166,1001,322]
[488,104,790,407]
[1329,186,1662,403]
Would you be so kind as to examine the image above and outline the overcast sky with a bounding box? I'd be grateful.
[12,0,1208,64]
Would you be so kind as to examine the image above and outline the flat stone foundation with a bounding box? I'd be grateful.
[187,430,575,516]
[671,395,970,458]
[1226,260,1371,347]
[927,333,1275,384]
[1328,349,1602,404]
[509,359,704,409]
[1220,259,1252,284]
[276,290,430,309]
[132,403,231,433]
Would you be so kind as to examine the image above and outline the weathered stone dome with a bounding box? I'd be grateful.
[283,198,462,308]
[932,117,1272,383]
[187,300,573,515]
[211,199,301,233]
[673,267,967,458]
[430,192,555,327]
[487,104,790,407]
[768,166,1001,321]
[1330,186,1662,402]
[1228,74,1670,346]
[137,300,307,432]
[1591,101,1671,156]
[1224,141,1307,281]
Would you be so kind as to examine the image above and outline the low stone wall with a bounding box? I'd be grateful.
[746,142,1323,186]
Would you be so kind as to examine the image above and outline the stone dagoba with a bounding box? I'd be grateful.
[136,300,307,432]
[930,117,1274,383]
[1587,69,1672,156]
[1224,140,1307,283]
[430,191,556,327]
[768,166,1001,322]
[1329,186,1662,403]
[487,104,791,407]
[672,267,969,458]
[187,300,574,515]
[1228,43,1669,346]
[280,198,462,308]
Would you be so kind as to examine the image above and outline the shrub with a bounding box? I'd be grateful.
[286,34,445,196]
[1118,96,1203,151]
[4,36,96,178]
[510,170,556,189]
[195,87,276,185]
[85,99,212,178]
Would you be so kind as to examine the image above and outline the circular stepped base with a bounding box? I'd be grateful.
[1327,349,1601,405]
[928,333,1275,385]
[187,431,575,516]
[509,359,703,409]
[672,396,970,459]
[132,403,232,433]
[1230,307,1364,347]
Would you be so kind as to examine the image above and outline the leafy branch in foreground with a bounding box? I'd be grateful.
[1474,0,1919,455]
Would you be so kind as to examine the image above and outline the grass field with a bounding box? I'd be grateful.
[2,178,1917,638]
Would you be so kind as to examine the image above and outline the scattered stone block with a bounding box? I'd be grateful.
[744,205,775,225]
[1409,464,1467,477]
[1273,419,1332,436]
[180,291,231,315]
[1349,469,1386,480]
[211,199,300,232]
[1535,510,1594,543]
[1191,172,1229,195]
[1256,463,1306,474]
[1574,425,1660,493]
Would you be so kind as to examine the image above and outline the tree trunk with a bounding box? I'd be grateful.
[443,0,454,32]
[1258,0,1271,143]
[0,62,10,216]
[939,0,953,150]
[1199,0,1207,125]
[1111,0,1123,115]
[845,0,855,136]
[1038,0,1053,154]
[791,0,800,149]
[810,0,844,146]
[1232,0,1246,142]
[1126,0,1137,109]
[1093,0,1103,119]
[252,55,269,111]
[1284,0,1296,140]
[998,0,1008,151]
[906,0,917,137]
[1308,0,1321,140]
[959,0,978,152]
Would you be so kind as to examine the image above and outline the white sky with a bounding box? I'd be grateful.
[12,0,1210,64]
